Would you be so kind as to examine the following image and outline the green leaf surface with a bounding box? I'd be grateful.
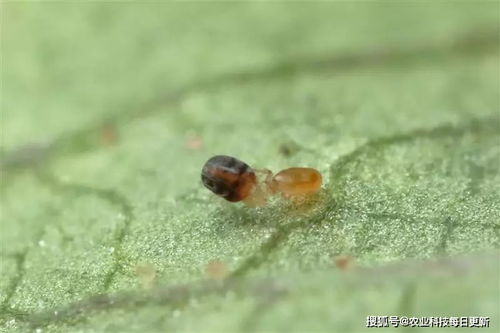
[1,2,499,333]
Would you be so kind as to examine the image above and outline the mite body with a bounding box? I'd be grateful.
[201,155,257,202]
[268,167,322,196]
[201,155,322,205]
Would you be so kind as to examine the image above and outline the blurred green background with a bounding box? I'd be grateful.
[1,1,499,332]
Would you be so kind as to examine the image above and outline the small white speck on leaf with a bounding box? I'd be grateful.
[6,319,16,328]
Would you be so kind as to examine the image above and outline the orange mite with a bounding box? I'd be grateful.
[267,168,322,197]
[201,155,322,205]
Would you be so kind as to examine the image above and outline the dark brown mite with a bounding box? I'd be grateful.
[201,155,257,202]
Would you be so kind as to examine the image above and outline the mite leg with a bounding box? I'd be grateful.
[242,168,274,207]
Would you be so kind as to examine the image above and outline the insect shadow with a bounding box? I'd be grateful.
[209,188,334,235]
